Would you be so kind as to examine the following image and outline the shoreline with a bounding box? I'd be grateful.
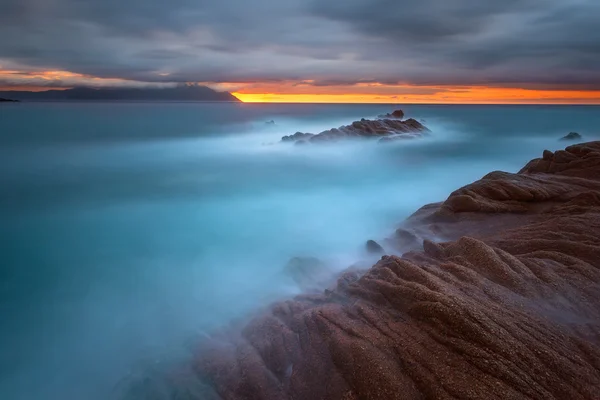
[182,141,600,399]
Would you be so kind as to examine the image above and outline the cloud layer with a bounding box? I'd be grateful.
[1,0,599,90]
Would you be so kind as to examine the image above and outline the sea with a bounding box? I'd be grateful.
[1,102,599,399]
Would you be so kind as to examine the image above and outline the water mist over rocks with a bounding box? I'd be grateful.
[189,142,600,400]
[1,103,600,400]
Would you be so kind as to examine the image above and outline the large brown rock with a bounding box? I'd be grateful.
[191,142,600,400]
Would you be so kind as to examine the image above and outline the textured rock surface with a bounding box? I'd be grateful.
[192,142,600,400]
[282,117,428,144]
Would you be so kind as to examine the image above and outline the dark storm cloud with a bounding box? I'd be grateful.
[0,0,599,89]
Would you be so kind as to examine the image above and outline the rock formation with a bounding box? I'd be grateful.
[365,240,385,254]
[190,142,600,400]
[0,97,19,102]
[281,132,315,142]
[281,115,429,144]
[561,132,582,141]
[378,109,405,119]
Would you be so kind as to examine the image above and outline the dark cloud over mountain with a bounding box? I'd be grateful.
[1,0,599,89]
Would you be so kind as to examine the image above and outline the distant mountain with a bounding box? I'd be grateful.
[0,85,240,102]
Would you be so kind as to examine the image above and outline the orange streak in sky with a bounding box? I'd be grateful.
[233,86,600,104]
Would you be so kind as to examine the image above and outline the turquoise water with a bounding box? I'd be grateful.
[1,103,599,399]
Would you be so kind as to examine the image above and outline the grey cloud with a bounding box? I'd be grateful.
[0,0,599,90]
[312,0,540,43]
[310,0,600,87]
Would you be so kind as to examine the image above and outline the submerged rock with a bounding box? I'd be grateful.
[378,133,421,143]
[265,120,275,125]
[283,257,332,292]
[561,131,582,141]
[193,141,600,400]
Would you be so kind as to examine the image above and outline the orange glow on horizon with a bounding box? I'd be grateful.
[233,85,600,105]
[2,68,600,104]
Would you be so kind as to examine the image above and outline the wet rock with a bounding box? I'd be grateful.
[561,131,582,141]
[281,113,429,144]
[334,267,364,294]
[366,240,385,254]
[281,131,314,142]
[308,118,427,143]
[378,109,405,119]
[393,228,421,251]
[265,120,275,125]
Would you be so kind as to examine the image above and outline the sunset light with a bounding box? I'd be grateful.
[233,86,600,104]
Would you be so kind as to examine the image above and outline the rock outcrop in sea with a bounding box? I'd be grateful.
[0,97,19,102]
[561,131,582,141]
[191,142,600,399]
[281,110,429,144]
[378,109,405,119]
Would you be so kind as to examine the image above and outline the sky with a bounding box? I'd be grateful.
[1,0,600,103]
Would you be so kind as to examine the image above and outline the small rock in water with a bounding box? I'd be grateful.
[366,240,385,254]
[561,132,582,141]
[378,109,405,119]
[265,120,275,125]
[391,109,405,119]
